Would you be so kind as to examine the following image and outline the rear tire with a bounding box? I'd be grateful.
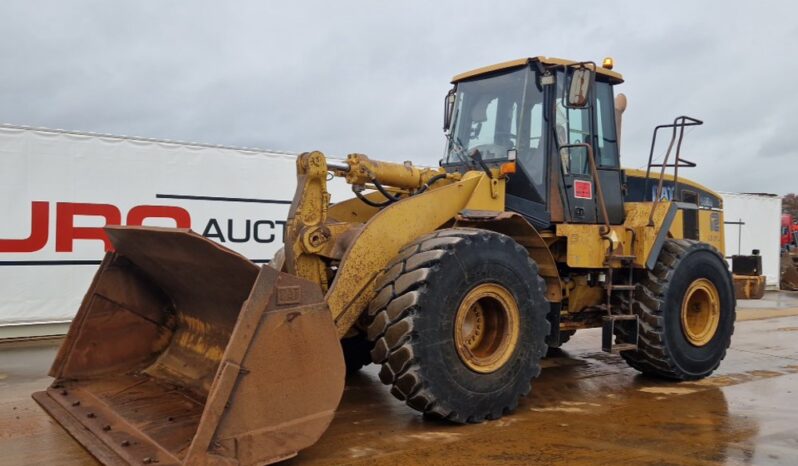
[367,228,549,423]
[618,239,735,380]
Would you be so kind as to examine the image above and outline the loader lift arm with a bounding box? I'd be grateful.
[284,151,512,337]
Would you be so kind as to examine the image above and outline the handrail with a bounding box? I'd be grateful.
[644,116,703,226]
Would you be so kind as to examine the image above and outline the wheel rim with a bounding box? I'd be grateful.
[680,278,721,347]
[454,283,520,373]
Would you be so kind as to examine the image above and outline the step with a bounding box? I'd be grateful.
[609,343,638,353]
[607,255,637,262]
[608,284,637,291]
[601,314,639,353]
[595,305,637,315]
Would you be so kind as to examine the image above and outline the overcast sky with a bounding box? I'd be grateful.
[1,1,796,194]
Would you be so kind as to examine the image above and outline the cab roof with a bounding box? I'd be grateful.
[451,56,624,84]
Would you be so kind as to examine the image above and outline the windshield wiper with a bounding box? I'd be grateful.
[445,132,475,168]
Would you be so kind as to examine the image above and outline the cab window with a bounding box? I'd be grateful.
[555,99,591,176]
[595,82,619,168]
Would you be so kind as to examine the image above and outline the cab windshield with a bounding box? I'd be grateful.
[445,66,546,193]
[446,68,529,163]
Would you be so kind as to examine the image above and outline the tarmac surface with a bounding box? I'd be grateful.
[1,291,797,465]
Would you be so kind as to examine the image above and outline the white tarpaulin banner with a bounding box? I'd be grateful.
[0,125,348,328]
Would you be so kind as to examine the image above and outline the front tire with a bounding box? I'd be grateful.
[367,228,549,423]
[619,239,735,380]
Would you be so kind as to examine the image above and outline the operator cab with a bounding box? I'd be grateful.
[442,57,625,229]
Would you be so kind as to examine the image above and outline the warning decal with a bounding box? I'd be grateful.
[574,180,593,199]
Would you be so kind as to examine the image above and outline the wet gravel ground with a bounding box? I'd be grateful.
[2,292,797,465]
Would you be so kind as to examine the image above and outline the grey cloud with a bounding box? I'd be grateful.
[758,119,797,158]
[0,0,796,194]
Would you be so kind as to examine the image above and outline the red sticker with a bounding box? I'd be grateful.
[574,180,593,199]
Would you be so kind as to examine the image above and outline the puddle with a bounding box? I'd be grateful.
[639,386,697,395]
[348,446,381,458]
[530,401,601,413]
[406,432,462,442]
[530,406,586,413]
[560,401,600,407]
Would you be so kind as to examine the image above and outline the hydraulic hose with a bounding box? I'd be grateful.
[371,178,401,203]
[415,173,448,194]
[354,172,450,208]
[354,188,393,208]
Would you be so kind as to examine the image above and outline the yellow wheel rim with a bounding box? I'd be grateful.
[680,278,721,347]
[454,283,520,373]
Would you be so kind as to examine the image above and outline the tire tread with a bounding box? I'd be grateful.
[616,239,735,380]
[367,228,549,423]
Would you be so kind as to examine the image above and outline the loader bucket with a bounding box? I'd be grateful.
[33,226,345,466]
[782,250,798,291]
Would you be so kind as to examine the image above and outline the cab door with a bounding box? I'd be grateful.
[553,71,625,225]
[556,99,598,223]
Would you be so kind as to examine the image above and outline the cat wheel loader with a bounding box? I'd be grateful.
[34,56,735,465]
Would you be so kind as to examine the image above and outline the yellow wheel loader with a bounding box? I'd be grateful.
[34,57,736,465]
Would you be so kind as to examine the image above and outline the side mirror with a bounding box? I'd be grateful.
[567,68,592,108]
[443,89,456,131]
